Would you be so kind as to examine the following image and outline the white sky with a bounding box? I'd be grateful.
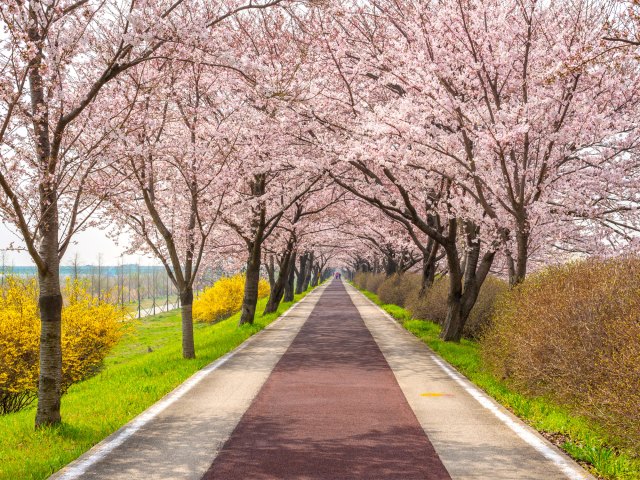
[0,222,155,266]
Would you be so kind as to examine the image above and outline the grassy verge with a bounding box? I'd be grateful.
[357,288,640,480]
[0,289,313,480]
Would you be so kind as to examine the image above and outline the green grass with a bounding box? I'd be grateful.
[358,288,640,480]
[0,290,312,480]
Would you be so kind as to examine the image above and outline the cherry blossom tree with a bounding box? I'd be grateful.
[291,0,640,339]
[102,59,239,359]
[213,6,330,325]
[262,181,344,313]
[331,0,640,285]
[605,0,640,46]
[0,0,292,427]
[0,0,180,427]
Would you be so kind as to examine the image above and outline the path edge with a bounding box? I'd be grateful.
[49,284,327,480]
[345,281,595,480]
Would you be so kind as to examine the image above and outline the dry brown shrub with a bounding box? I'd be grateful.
[364,273,386,293]
[405,274,506,335]
[481,257,640,450]
[353,272,386,294]
[464,276,509,339]
[353,272,369,290]
[405,275,449,324]
[377,273,421,307]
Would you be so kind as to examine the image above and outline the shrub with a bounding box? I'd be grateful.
[464,276,509,339]
[482,257,640,450]
[364,273,386,294]
[355,271,505,339]
[353,272,386,294]
[377,273,420,308]
[405,274,507,339]
[353,272,368,290]
[193,274,270,323]
[0,277,127,414]
[62,280,128,387]
[405,275,450,325]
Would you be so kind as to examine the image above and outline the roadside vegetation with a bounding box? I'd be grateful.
[0,278,127,415]
[0,283,312,480]
[194,274,270,323]
[353,260,640,480]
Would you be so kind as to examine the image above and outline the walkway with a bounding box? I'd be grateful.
[51,280,592,480]
[204,281,449,479]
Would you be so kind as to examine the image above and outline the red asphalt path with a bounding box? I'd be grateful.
[203,280,451,479]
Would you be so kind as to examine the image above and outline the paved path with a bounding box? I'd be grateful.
[204,280,449,479]
[51,279,593,480]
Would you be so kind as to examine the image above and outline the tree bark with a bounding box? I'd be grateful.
[440,247,468,342]
[36,267,63,428]
[36,193,63,426]
[302,251,314,291]
[310,264,320,287]
[440,223,495,342]
[384,250,397,276]
[504,217,529,286]
[264,244,294,314]
[266,255,276,291]
[239,241,262,325]
[513,227,529,285]
[418,239,439,298]
[295,253,308,294]
[28,6,64,426]
[284,251,296,302]
[180,286,195,359]
[506,253,517,287]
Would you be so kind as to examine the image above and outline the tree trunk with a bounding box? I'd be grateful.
[264,247,293,314]
[284,252,296,302]
[180,286,195,359]
[514,227,529,285]
[29,14,63,427]
[36,267,63,428]
[506,254,517,287]
[295,253,308,294]
[440,225,495,342]
[266,255,276,291]
[310,264,320,287]
[302,252,314,291]
[239,242,262,325]
[384,251,397,276]
[35,197,63,427]
[440,243,464,342]
[505,218,529,286]
[418,241,439,298]
[263,274,285,314]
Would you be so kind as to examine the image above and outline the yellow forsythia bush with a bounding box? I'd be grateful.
[482,257,640,450]
[0,277,128,414]
[193,274,270,323]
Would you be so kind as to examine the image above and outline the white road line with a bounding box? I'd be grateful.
[350,285,590,480]
[428,356,589,480]
[53,288,322,480]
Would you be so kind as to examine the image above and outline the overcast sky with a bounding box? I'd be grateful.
[0,222,155,266]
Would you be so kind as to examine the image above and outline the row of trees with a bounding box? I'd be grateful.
[1,0,639,427]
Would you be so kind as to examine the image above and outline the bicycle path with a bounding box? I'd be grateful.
[51,279,592,480]
[203,280,449,479]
